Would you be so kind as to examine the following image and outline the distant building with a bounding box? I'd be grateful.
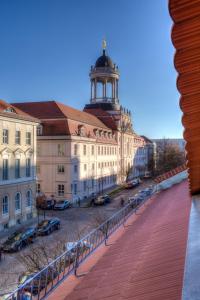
[14,43,148,202]
[0,99,38,231]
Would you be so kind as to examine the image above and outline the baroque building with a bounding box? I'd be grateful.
[14,43,147,202]
[0,100,38,231]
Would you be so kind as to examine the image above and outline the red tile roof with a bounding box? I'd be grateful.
[169,0,200,194]
[0,99,38,122]
[83,108,118,130]
[13,101,109,130]
[48,180,191,300]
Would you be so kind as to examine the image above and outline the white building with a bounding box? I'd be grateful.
[0,99,38,231]
[14,43,149,202]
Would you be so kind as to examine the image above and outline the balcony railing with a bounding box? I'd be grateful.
[5,186,157,300]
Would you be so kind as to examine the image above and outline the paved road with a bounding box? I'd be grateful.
[0,179,154,296]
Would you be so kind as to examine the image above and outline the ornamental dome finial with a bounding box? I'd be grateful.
[102,38,107,50]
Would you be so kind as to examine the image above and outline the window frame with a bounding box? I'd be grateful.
[2,195,9,215]
[15,130,21,145]
[2,159,8,180]
[3,129,9,144]
[15,192,21,211]
[58,184,65,196]
[26,132,31,145]
[15,158,21,178]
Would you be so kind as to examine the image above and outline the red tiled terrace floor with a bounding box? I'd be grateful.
[49,180,191,300]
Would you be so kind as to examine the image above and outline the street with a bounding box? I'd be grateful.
[0,179,154,297]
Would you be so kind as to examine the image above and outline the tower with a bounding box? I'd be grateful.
[88,40,120,111]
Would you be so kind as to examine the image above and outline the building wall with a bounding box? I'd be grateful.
[0,115,38,231]
[36,135,119,202]
[0,181,36,231]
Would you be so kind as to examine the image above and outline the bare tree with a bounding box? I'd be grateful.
[17,240,65,274]
[155,139,185,175]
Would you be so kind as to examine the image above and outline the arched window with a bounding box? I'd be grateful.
[26,190,32,207]
[2,195,9,215]
[15,193,21,211]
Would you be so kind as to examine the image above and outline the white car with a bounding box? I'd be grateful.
[54,200,71,210]
[65,240,92,258]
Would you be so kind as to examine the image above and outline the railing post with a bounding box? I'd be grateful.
[74,242,80,277]
[104,220,110,246]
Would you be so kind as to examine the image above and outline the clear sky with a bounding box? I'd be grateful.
[0,0,183,139]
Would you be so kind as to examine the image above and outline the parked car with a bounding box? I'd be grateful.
[18,267,59,296]
[94,194,111,205]
[1,228,36,252]
[36,218,61,235]
[38,199,55,210]
[65,240,92,260]
[54,200,71,210]
[126,178,141,189]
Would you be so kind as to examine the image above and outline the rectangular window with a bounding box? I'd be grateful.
[98,146,100,155]
[2,196,8,215]
[84,164,87,171]
[3,159,8,180]
[74,183,77,195]
[91,145,94,155]
[36,183,41,193]
[101,146,103,155]
[26,132,31,145]
[83,145,86,155]
[15,130,21,145]
[15,159,20,178]
[92,163,95,170]
[3,129,8,144]
[104,147,106,155]
[26,158,31,177]
[74,144,78,155]
[83,181,87,192]
[74,165,78,173]
[98,162,100,168]
[57,165,65,173]
[58,184,64,196]
[58,144,65,156]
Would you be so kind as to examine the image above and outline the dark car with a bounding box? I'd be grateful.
[39,199,55,210]
[36,218,61,235]
[1,228,36,252]
[126,178,141,189]
[18,267,58,296]
[53,200,71,210]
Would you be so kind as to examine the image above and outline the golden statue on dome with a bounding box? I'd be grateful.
[102,38,107,50]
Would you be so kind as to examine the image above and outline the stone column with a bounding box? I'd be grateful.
[116,80,118,100]
[90,80,93,102]
[112,80,115,99]
[94,79,97,100]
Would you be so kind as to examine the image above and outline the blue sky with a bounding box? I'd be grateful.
[0,0,182,138]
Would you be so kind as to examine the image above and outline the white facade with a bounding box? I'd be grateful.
[0,103,38,231]
[36,134,119,202]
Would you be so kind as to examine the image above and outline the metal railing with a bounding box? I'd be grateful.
[5,187,157,300]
